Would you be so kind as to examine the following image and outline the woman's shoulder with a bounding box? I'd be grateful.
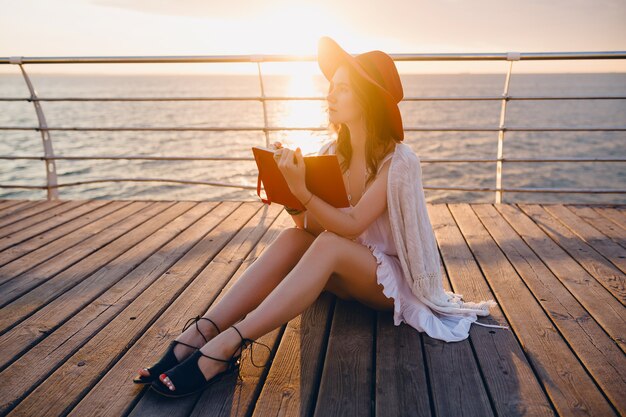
[392,143,420,165]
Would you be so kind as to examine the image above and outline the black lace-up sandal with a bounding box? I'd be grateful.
[133,315,221,385]
[150,324,273,398]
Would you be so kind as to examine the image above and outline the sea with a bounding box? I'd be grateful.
[1,72,625,204]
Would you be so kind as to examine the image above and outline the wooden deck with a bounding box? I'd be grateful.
[0,198,623,417]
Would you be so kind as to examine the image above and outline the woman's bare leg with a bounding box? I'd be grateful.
[158,230,394,391]
[201,227,318,335]
[137,227,316,378]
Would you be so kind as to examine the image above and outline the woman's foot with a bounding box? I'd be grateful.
[152,324,275,397]
[158,327,243,392]
[136,316,220,380]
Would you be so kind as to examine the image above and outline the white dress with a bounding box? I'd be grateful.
[313,140,509,342]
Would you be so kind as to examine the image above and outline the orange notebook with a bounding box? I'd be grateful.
[252,146,350,211]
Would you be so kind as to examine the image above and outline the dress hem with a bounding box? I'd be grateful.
[361,239,405,327]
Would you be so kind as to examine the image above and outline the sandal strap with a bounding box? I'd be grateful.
[172,339,199,350]
[199,316,221,334]
[229,324,273,382]
[157,323,274,391]
[196,350,232,364]
[181,315,220,344]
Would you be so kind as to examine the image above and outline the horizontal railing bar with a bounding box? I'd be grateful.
[428,186,626,193]
[0,155,256,161]
[0,155,253,161]
[1,179,623,194]
[0,178,258,190]
[2,51,625,65]
[0,126,328,132]
[489,157,626,162]
[0,184,48,190]
[1,155,625,163]
[2,126,625,132]
[0,96,321,102]
[1,95,625,102]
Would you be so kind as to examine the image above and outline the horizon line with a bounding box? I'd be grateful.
[1,71,625,76]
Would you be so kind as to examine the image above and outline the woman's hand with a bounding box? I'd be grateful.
[273,146,307,197]
[268,141,283,151]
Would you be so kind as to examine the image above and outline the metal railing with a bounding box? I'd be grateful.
[1,51,625,203]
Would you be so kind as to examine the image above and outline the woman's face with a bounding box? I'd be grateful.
[326,65,363,125]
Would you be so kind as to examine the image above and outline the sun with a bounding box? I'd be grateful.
[227,3,360,152]
[274,67,329,156]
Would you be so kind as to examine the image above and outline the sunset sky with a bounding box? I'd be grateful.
[1,0,625,75]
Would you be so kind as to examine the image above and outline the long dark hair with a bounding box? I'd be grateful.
[327,65,400,188]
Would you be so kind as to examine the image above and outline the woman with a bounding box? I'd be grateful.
[135,36,507,398]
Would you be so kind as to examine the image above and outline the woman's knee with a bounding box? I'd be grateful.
[316,230,343,241]
[306,230,349,263]
[277,226,310,239]
[275,227,316,249]
[308,230,343,251]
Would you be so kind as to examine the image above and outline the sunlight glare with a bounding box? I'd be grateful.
[277,69,328,156]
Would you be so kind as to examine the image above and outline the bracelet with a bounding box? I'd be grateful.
[284,206,303,215]
[302,191,314,206]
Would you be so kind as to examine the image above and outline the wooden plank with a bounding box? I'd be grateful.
[0,201,132,267]
[517,204,625,306]
[251,293,334,417]
[190,212,333,417]
[9,202,256,417]
[0,200,110,252]
[0,200,86,241]
[0,200,66,229]
[0,201,43,220]
[0,200,30,212]
[0,200,38,218]
[314,299,375,417]
[427,239,495,417]
[451,203,618,417]
[473,203,626,415]
[0,201,147,284]
[121,203,280,417]
[566,205,626,248]
[0,201,219,414]
[61,202,281,417]
[0,200,93,239]
[495,204,626,404]
[0,201,622,416]
[431,204,550,417]
[4,202,243,417]
[232,213,336,417]
[375,310,430,417]
[593,207,626,230]
[0,201,174,331]
[542,204,626,275]
[0,201,155,297]
[0,201,199,367]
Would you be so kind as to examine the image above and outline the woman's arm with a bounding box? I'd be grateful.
[293,158,392,240]
[289,211,305,229]
[288,210,325,237]
[281,139,385,239]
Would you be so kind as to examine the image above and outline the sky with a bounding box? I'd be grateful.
[1,0,625,75]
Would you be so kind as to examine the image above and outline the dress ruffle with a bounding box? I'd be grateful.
[361,240,405,326]
[361,239,504,342]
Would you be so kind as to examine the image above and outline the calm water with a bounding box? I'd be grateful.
[0,72,625,204]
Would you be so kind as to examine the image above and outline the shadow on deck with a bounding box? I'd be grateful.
[0,199,624,417]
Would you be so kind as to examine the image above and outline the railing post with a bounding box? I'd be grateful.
[254,59,271,147]
[495,52,519,204]
[10,57,59,200]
